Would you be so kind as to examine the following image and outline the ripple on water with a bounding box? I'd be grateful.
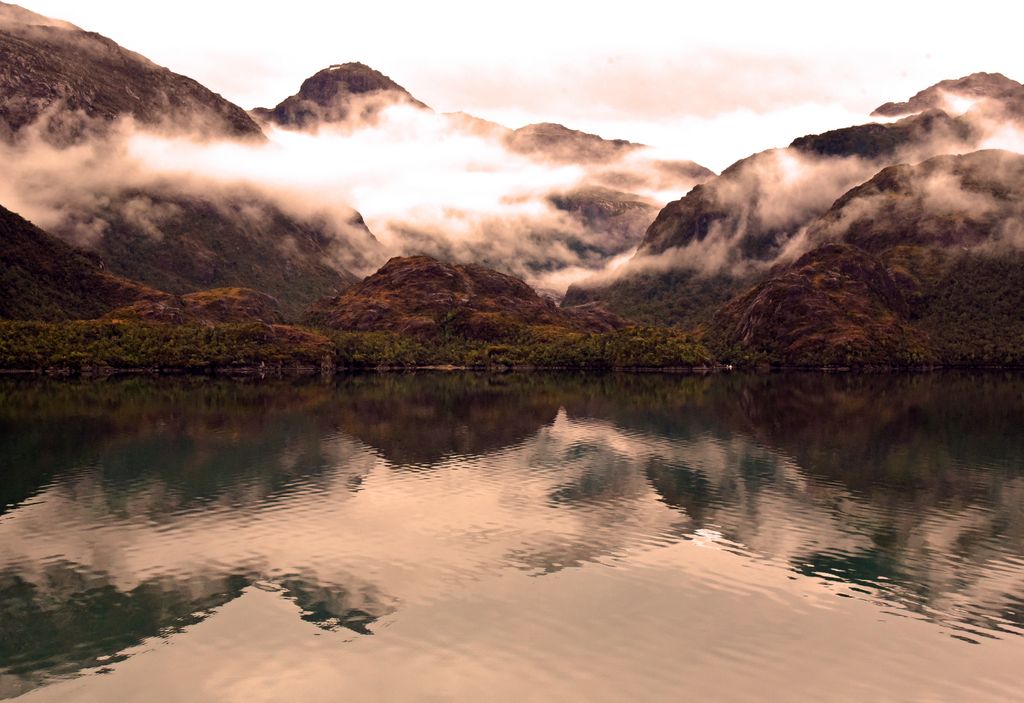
[1,373,1024,702]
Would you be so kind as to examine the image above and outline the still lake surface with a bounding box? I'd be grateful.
[0,372,1022,702]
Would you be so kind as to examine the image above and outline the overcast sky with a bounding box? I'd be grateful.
[23,0,1024,170]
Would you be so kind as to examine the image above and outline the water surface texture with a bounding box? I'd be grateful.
[1,373,1023,701]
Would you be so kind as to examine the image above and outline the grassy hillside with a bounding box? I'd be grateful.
[0,204,167,320]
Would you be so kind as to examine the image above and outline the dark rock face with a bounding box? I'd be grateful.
[0,204,168,320]
[709,244,926,366]
[0,2,263,142]
[504,122,641,163]
[873,72,1024,118]
[252,62,428,129]
[306,255,630,340]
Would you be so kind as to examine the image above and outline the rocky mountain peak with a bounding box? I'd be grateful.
[873,72,1024,117]
[253,62,428,129]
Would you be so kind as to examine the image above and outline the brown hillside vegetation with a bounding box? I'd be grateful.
[104,288,284,326]
[306,255,630,341]
[0,204,168,320]
[708,244,929,366]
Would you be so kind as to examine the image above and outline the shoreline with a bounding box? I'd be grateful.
[2,363,1024,378]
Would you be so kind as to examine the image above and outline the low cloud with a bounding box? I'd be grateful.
[0,100,710,294]
[574,105,1024,291]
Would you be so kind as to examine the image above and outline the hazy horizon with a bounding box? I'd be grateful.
[19,0,1024,171]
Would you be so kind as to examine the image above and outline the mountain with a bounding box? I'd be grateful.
[638,109,975,261]
[47,189,373,320]
[804,149,1024,252]
[706,150,1024,366]
[0,1,263,143]
[504,122,642,163]
[803,149,1024,364]
[252,62,428,129]
[547,187,659,260]
[707,244,928,366]
[873,72,1024,118]
[0,203,168,320]
[305,255,629,340]
[564,96,983,327]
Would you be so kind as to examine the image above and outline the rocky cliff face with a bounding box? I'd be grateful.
[305,255,629,340]
[252,62,428,129]
[0,2,263,143]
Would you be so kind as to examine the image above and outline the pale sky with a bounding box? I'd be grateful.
[21,0,1024,171]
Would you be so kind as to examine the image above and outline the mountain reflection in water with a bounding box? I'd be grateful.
[0,373,1022,701]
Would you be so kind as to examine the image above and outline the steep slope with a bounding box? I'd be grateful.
[306,255,629,340]
[707,244,928,366]
[48,190,373,320]
[252,62,428,129]
[802,149,1024,364]
[0,203,168,320]
[636,109,975,260]
[805,150,1024,253]
[873,72,1024,118]
[564,101,982,327]
[0,1,263,142]
[707,149,1024,367]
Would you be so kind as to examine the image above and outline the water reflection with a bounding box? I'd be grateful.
[0,373,1022,700]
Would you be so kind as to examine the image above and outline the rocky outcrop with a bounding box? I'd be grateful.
[252,62,428,129]
[306,255,630,340]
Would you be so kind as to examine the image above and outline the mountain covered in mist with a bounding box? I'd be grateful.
[872,71,1024,119]
[47,189,372,319]
[686,149,1024,365]
[2,0,1024,369]
[0,1,263,143]
[560,74,1024,366]
[563,107,980,327]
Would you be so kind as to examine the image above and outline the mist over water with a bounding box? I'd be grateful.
[1,372,1022,702]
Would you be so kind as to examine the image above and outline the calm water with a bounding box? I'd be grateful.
[1,372,1023,702]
